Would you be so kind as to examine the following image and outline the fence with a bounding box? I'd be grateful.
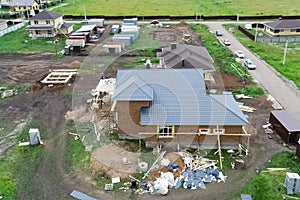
[0,22,25,37]
[238,25,300,43]
[256,37,300,43]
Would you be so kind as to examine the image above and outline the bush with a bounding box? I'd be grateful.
[232,85,264,97]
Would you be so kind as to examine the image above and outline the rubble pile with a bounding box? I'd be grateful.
[117,151,227,196]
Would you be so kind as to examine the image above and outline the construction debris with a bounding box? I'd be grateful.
[239,105,256,113]
[123,151,227,196]
[235,94,253,99]
[70,190,97,200]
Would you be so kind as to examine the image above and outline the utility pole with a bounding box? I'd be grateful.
[254,22,258,42]
[282,40,288,65]
[236,14,239,26]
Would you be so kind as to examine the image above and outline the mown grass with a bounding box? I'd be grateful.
[232,151,300,200]
[190,24,250,79]
[0,27,66,54]
[0,23,83,54]
[224,24,300,90]
[54,0,300,16]
[233,85,264,98]
[0,120,44,200]
[64,120,91,173]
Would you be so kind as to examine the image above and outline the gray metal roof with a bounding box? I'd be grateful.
[264,20,300,29]
[26,25,54,30]
[60,22,73,29]
[10,0,36,6]
[29,10,62,20]
[70,190,97,200]
[158,44,215,71]
[113,69,248,126]
[271,110,300,132]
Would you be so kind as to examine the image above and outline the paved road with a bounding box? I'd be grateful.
[205,22,300,122]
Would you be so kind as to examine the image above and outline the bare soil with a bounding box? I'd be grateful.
[0,22,291,200]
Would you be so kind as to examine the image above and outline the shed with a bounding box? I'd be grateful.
[112,35,131,46]
[269,110,300,144]
[111,24,120,34]
[0,20,8,31]
[82,18,104,27]
[121,31,139,39]
[103,42,125,53]
[115,33,135,43]
[121,25,139,33]
[123,17,137,25]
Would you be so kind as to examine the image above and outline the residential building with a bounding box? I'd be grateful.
[157,44,215,80]
[9,0,39,14]
[264,20,300,37]
[112,69,249,149]
[27,10,73,38]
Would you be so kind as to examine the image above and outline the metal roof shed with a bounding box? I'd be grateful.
[115,33,135,43]
[269,110,300,144]
[112,35,131,46]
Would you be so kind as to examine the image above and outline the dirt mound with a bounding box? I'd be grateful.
[65,106,93,123]
[68,60,82,69]
[90,143,139,179]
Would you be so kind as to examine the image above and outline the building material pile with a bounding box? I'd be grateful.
[121,151,226,196]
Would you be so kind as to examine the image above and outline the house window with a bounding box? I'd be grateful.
[34,21,38,25]
[47,30,52,35]
[199,129,209,134]
[46,20,50,24]
[36,30,41,35]
[158,125,174,138]
[279,29,284,33]
[213,129,224,134]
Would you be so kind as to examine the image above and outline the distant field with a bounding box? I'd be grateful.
[54,0,300,16]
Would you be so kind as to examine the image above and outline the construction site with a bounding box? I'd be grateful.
[0,21,297,200]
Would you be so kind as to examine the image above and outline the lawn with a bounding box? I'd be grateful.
[224,24,300,90]
[232,151,300,200]
[0,24,82,54]
[54,0,300,16]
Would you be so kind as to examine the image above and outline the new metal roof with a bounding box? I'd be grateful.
[113,69,248,126]
[271,110,300,132]
[158,44,215,71]
[264,20,300,29]
[29,10,62,20]
[10,0,36,6]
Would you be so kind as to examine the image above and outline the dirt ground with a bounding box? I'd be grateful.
[0,22,292,200]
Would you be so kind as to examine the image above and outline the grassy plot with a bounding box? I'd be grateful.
[190,24,249,79]
[0,27,67,54]
[224,24,300,90]
[0,120,44,200]
[232,151,300,200]
[54,0,300,16]
[64,120,91,173]
[0,24,82,54]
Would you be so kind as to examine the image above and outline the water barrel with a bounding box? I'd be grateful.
[138,162,148,173]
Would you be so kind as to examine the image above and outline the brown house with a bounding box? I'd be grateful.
[157,44,215,80]
[112,69,249,149]
[264,20,300,37]
[269,110,300,144]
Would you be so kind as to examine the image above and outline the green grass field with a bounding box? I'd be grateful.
[232,151,300,200]
[54,0,300,16]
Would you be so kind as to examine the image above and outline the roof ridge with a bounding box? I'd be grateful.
[210,94,249,124]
